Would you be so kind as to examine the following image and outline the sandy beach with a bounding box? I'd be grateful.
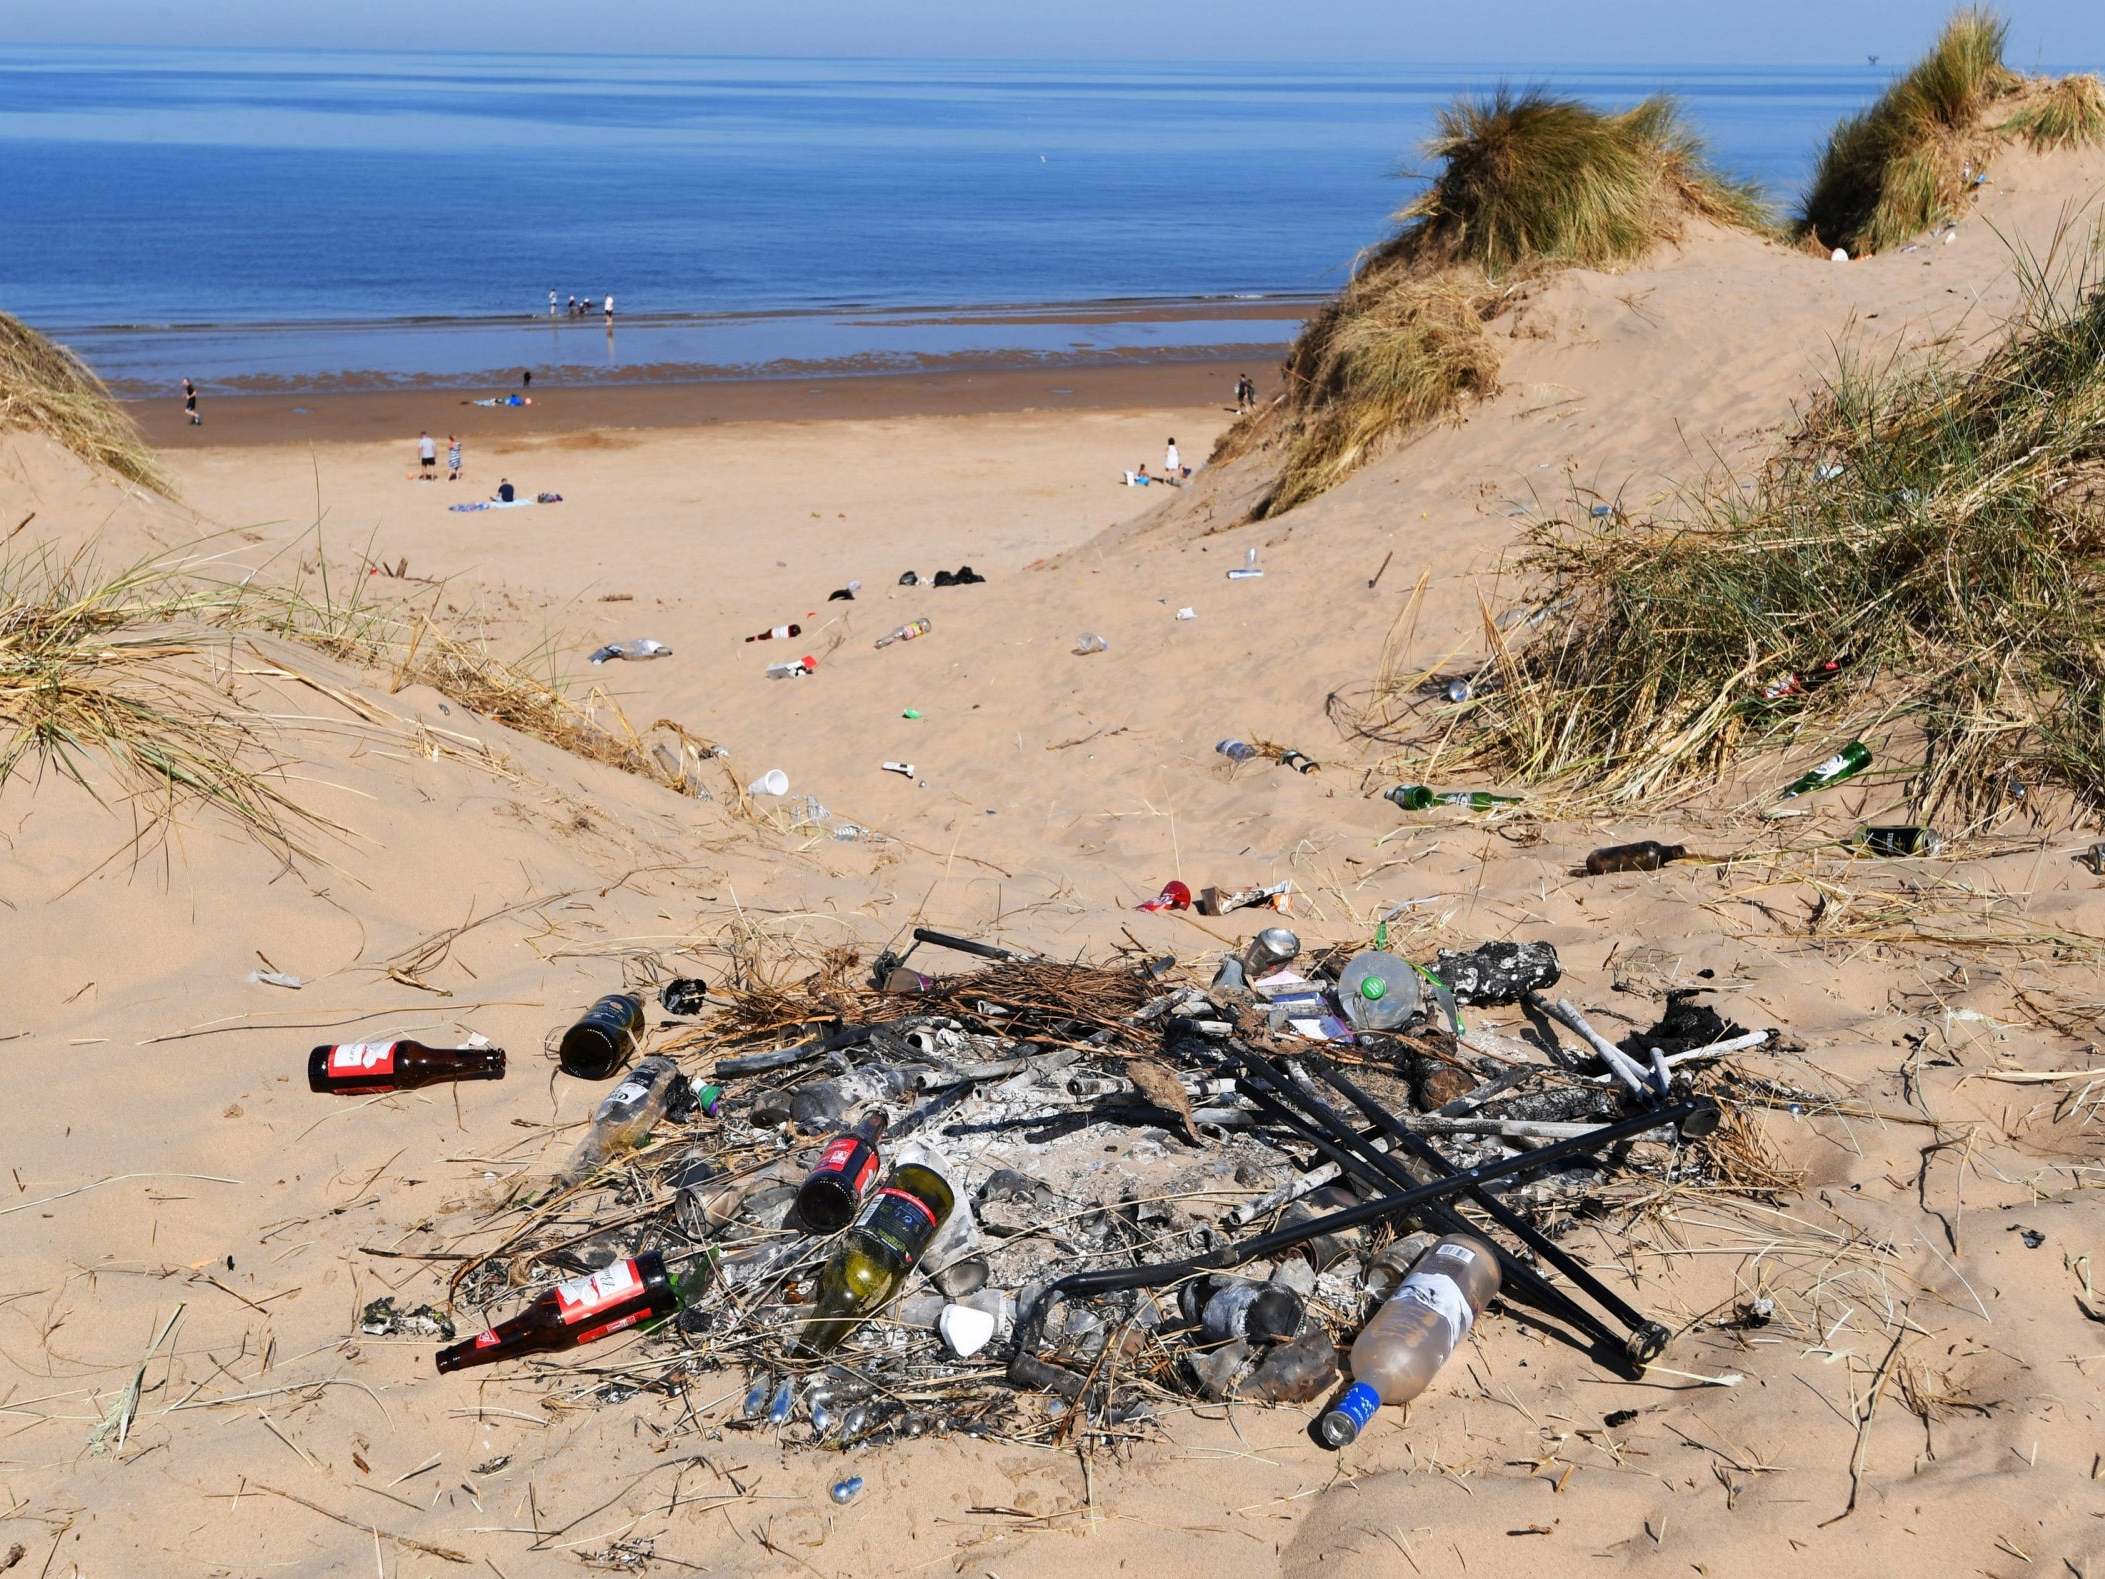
[3,108,2104,1579]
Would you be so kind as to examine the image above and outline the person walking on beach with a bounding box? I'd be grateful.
[417,430,437,479]
[603,293,615,326]
[1234,373,1255,413]
[182,376,200,426]
[446,434,462,481]
[522,368,532,392]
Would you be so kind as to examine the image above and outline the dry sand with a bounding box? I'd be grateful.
[4,146,2104,1578]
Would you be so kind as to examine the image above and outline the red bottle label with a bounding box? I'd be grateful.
[816,1137,879,1197]
[554,1259,640,1325]
[326,1042,397,1079]
[473,1330,500,1350]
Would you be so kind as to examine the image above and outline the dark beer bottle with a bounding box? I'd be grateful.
[793,1111,888,1233]
[308,1040,505,1094]
[559,993,645,1079]
[434,1250,704,1373]
[794,1162,955,1357]
[1583,840,1688,875]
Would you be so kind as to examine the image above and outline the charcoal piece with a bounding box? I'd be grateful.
[658,977,709,1015]
[1618,990,1746,1058]
[1412,1059,1477,1111]
[1432,940,1561,1005]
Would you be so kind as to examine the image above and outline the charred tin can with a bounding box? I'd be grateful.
[1858,825,1944,857]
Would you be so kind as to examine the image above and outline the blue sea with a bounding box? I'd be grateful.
[0,48,1917,394]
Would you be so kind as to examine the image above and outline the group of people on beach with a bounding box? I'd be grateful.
[550,290,615,324]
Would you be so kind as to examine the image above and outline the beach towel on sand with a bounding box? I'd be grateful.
[449,492,563,513]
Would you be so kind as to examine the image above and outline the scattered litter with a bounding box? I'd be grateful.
[246,968,303,990]
[1074,632,1109,656]
[765,656,818,679]
[746,622,802,643]
[830,1476,865,1505]
[1216,738,1259,763]
[1228,547,1263,580]
[747,769,791,797]
[660,978,710,1017]
[360,1297,456,1339]
[881,761,916,779]
[588,638,672,664]
[829,581,861,601]
[1175,607,1197,620]
[1831,247,1849,263]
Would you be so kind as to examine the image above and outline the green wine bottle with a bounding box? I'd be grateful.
[1780,741,1871,799]
[1385,785,1522,812]
[793,1162,955,1357]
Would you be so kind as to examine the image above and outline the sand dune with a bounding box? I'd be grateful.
[3,145,2103,1579]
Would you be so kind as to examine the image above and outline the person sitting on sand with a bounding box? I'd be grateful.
[447,435,462,481]
[1124,463,1151,487]
[496,478,516,504]
[418,431,437,479]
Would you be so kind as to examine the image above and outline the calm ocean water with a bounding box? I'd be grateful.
[0,48,1922,390]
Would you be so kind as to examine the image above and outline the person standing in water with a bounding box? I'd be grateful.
[547,289,557,318]
[603,293,615,326]
[182,376,200,426]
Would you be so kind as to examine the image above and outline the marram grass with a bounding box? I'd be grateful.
[1447,234,2105,823]
[0,313,170,496]
[1235,91,1767,519]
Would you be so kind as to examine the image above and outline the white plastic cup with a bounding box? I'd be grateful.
[747,768,789,797]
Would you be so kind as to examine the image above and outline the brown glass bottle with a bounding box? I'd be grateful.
[559,993,645,1079]
[308,1039,505,1094]
[1583,840,1687,875]
[793,1111,888,1233]
[434,1250,702,1373]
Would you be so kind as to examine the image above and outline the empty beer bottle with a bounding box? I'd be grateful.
[794,1111,888,1233]
[434,1250,703,1372]
[1385,785,1521,812]
[1318,1233,1500,1448]
[1584,840,1687,875]
[1278,748,1321,775]
[308,1039,504,1094]
[794,1162,955,1356]
[559,993,645,1079]
[1780,741,1871,799]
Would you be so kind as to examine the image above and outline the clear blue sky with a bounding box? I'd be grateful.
[6,1,2101,64]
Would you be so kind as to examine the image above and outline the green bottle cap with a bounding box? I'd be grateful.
[1361,977,1385,1001]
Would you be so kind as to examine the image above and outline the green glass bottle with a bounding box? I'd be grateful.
[1780,741,1871,799]
[1385,785,1522,812]
[793,1162,955,1357]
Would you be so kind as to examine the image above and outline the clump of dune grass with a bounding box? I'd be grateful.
[2000,72,2105,151]
[394,615,685,787]
[0,547,338,863]
[1796,9,2017,256]
[0,313,171,496]
[1445,233,2105,823]
[1402,91,1768,271]
[1235,91,1767,518]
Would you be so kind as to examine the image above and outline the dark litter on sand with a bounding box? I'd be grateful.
[408,925,1800,1455]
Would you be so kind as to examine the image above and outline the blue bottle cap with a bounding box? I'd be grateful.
[1318,1381,1380,1447]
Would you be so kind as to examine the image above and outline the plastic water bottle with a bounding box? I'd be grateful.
[1216,739,1259,763]
[1074,633,1109,655]
[1318,1234,1501,1447]
[1335,950,1420,1031]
